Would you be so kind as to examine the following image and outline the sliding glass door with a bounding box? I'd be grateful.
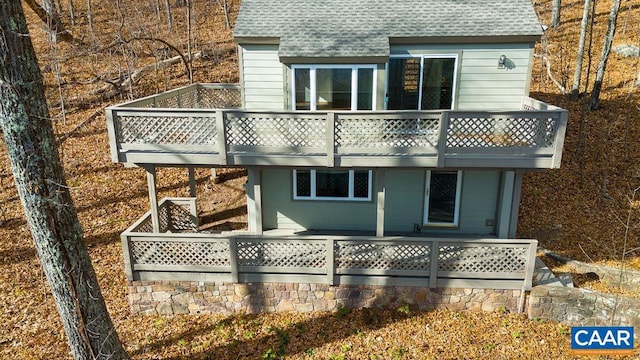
[387,55,457,110]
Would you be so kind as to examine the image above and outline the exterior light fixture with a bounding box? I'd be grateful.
[498,54,507,68]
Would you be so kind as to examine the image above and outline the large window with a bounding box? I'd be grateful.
[387,55,457,110]
[293,169,372,201]
[424,170,462,226]
[292,65,376,111]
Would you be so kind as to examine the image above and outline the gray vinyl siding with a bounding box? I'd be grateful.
[261,169,377,231]
[260,168,500,235]
[240,45,285,110]
[456,170,500,234]
[384,169,499,235]
[390,43,534,110]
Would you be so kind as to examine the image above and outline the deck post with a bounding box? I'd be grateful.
[376,169,386,237]
[326,238,335,285]
[551,110,569,168]
[523,240,538,290]
[247,167,263,235]
[215,111,228,165]
[436,111,449,168]
[229,238,239,283]
[497,171,515,238]
[120,234,134,281]
[429,240,439,288]
[326,112,335,167]
[144,164,160,233]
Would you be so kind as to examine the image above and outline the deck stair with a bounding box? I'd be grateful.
[533,258,573,287]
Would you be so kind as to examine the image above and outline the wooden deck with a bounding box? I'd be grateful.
[106,83,568,169]
[121,198,538,290]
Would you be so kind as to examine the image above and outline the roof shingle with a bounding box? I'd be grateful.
[234,0,544,59]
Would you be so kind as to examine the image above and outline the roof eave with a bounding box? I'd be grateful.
[390,34,542,44]
[278,55,390,64]
[234,36,280,45]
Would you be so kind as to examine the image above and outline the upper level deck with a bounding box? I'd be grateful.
[106,83,567,169]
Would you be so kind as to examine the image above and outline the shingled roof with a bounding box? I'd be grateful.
[233,0,543,60]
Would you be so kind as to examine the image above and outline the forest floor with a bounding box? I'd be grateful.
[0,0,639,358]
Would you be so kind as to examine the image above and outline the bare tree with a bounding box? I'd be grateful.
[551,0,562,28]
[87,0,94,37]
[570,0,593,101]
[186,0,194,82]
[0,2,129,359]
[590,0,622,110]
[68,0,77,26]
[23,0,74,43]
[216,0,231,29]
[164,0,173,34]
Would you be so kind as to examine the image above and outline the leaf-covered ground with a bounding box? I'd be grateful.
[0,0,639,358]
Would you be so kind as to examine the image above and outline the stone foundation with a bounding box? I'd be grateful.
[527,285,640,335]
[128,281,523,315]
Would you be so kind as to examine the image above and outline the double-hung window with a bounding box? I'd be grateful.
[294,169,372,201]
[424,170,462,226]
[386,55,458,110]
[292,65,376,111]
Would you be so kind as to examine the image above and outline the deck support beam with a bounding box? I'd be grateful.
[509,170,524,238]
[144,164,160,233]
[376,169,386,237]
[188,167,197,198]
[247,167,263,235]
[497,170,524,238]
[497,171,515,238]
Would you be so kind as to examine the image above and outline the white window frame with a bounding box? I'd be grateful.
[423,170,463,227]
[291,64,377,111]
[293,169,373,201]
[385,54,459,110]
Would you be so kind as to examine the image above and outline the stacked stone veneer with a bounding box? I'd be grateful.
[128,281,522,315]
[528,285,640,335]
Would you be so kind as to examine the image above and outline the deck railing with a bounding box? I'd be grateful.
[106,83,568,169]
[122,198,538,290]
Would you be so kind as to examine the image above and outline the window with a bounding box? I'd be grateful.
[293,169,372,201]
[291,65,376,111]
[424,170,462,226]
[387,55,457,110]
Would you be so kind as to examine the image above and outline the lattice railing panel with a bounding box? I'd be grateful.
[130,86,240,109]
[130,240,231,267]
[225,115,327,148]
[158,204,170,233]
[131,216,154,233]
[167,203,197,232]
[198,87,242,108]
[237,241,327,269]
[437,245,528,273]
[446,116,557,148]
[115,115,217,145]
[336,243,431,271]
[336,116,440,149]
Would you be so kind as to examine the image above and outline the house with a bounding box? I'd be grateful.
[106,0,568,315]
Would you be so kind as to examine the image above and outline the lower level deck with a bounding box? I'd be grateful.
[122,198,537,290]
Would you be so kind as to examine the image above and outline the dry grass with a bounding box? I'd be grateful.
[1,0,640,358]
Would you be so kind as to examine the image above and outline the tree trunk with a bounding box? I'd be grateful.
[590,0,621,110]
[164,0,173,34]
[216,0,230,29]
[570,0,592,101]
[87,0,94,37]
[0,2,129,360]
[551,0,561,28]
